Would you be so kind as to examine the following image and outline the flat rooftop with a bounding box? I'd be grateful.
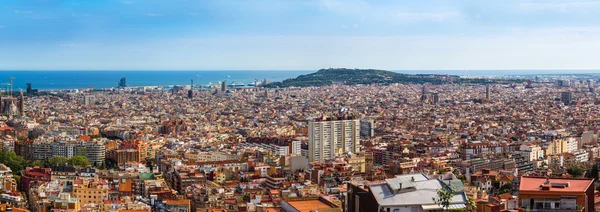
[286,199,335,212]
[520,176,593,193]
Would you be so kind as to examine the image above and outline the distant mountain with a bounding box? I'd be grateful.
[265,68,517,88]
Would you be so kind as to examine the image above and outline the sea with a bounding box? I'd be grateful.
[0,70,598,90]
[0,70,312,90]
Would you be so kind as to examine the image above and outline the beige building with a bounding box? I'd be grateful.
[308,117,360,162]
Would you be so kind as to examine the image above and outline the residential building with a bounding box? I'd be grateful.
[519,176,593,212]
[308,116,360,162]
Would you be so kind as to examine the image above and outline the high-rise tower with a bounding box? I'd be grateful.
[308,115,360,162]
[19,90,24,115]
[188,79,194,99]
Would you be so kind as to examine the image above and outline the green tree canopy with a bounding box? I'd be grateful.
[68,156,90,167]
[47,156,69,167]
[568,166,585,178]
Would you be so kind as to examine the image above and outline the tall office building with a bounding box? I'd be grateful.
[485,85,490,99]
[19,91,24,115]
[26,83,32,94]
[221,81,227,92]
[188,79,194,99]
[83,95,94,105]
[420,85,427,102]
[118,77,127,88]
[432,92,440,105]
[561,91,572,105]
[308,116,360,162]
[359,119,375,137]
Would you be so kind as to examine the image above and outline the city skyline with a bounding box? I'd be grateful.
[1,0,600,71]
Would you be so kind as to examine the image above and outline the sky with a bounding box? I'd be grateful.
[1,0,600,71]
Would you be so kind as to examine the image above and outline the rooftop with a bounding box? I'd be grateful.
[519,176,593,193]
[286,199,335,212]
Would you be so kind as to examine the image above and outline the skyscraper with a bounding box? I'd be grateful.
[359,119,374,138]
[485,85,490,99]
[19,90,24,115]
[188,79,194,99]
[308,115,360,162]
[561,91,572,105]
[118,77,127,88]
[26,83,32,94]
[84,95,94,105]
[432,92,440,105]
[420,85,427,102]
[221,81,227,92]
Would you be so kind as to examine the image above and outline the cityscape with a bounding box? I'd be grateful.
[2,0,600,212]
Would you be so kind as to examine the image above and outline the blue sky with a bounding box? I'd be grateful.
[1,0,600,70]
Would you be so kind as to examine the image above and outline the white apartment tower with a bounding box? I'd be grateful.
[308,117,360,162]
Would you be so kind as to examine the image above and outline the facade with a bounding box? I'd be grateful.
[359,119,375,138]
[519,176,593,212]
[20,167,51,191]
[561,91,572,105]
[308,116,360,162]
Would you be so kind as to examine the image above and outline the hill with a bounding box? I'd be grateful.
[265,68,516,88]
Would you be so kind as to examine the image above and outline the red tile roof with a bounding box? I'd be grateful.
[520,176,593,193]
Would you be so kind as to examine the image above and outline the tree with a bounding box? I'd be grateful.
[466,196,476,212]
[568,166,585,178]
[68,156,90,167]
[0,151,27,173]
[590,165,599,181]
[433,187,454,211]
[499,182,513,194]
[47,156,69,167]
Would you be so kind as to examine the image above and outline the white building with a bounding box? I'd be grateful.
[308,117,360,162]
[519,144,544,162]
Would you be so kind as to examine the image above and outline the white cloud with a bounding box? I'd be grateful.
[520,1,600,11]
[14,10,32,14]
[395,11,461,21]
[145,13,163,17]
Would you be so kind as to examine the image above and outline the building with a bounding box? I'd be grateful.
[432,92,440,104]
[520,144,544,161]
[83,95,94,105]
[20,167,51,191]
[118,77,127,88]
[188,79,194,99]
[546,138,579,155]
[486,85,490,99]
[561,91,572,105]
[308,116,360,162]
[282,197,342,212]
[76,142,106,166]
[346,173,468,212]
[26,83,32,94]
[73,179,109,205]
[519,176,594,211]
[359,119,375,138]
[52,141,75,158]
[53,193,80,212]
[221,80,227,92]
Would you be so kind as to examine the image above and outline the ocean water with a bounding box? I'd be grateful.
[0,70,312,90]
[0,70,597,90]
